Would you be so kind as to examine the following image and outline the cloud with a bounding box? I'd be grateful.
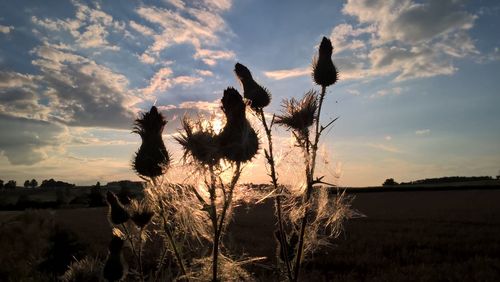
[142,67,203,95]
[32,1,125,51]
[328,0,479,81]
[264,67,310,80]
[415,129,431,135]
[370,87,404,98]
[31,44,137,128]
[135,3,235,65]
[0,25,13,34]
[0,113,67,165]
[129,20,155,36]
[195,69,214,77]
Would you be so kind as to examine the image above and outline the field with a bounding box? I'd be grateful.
[1,187,500,281]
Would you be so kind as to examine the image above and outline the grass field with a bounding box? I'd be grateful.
[1,187,500,281]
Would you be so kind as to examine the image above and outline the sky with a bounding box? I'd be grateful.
[0,0,499,187]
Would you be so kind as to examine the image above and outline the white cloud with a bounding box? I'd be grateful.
[328,0,479,81]
[32,2,125,51]
[264,67,310,80]
[129,20,155,36]
[415,129,431,135]
[142,67,203,94]
[370,87,404,98]
[0,25,13,34]
[195,69,214,77]
[30,44,137,128]
[136,3,234,65]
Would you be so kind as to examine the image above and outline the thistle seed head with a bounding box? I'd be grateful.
[175,117,221,166]
[218,87,259,162]
[132,106,170,178]
[312,37,339,87]
[130,199,155,229]
[234,63,271,110]
[106,191,130,225]
[275,90,318,134]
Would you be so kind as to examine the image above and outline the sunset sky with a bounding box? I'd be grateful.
[1,0,499,186]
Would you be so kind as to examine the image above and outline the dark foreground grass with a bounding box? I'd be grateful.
[1,188,500,281]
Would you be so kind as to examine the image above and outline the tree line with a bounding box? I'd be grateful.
[0,178,75,189]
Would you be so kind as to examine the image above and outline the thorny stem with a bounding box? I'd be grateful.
[151,177,188,282]
[161,213,189,281]
[257,109,293,281]
[138,227,145,282]
[121,223,143,282]
[293,85,327,282]
[208,165,219,282]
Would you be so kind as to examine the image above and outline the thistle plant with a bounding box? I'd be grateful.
[235,36,355,282]
[234,62,294,280]
[175,87,258,281]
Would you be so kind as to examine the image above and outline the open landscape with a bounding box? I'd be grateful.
[1,0,500,281]
[1,184,499,281]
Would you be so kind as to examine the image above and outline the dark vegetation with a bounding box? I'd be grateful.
[1,188,499,281]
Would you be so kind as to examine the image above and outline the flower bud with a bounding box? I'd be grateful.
[312,37,339,87]
[218,87,259,162]
[106,191,130,225]
[234,63,271,110]
[133,106,170,178]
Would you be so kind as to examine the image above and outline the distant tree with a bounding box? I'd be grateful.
[383,178,398,186]
[24,180,30,188]
[0,179,3,189]
[30,179,38,188]
[89,182,105,207]
[5,180,17,189]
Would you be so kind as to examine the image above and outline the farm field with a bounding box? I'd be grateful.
[1,187,500,281]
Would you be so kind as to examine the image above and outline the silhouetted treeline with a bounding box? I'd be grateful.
[400,176,494,185]
[40,179,75,188]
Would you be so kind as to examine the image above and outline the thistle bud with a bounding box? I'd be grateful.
[133,106,170,178]
[312,37,339,87]
[218,87,259,162]
[234,63,271,110]
[103,235,126,282]
[106,191,130,225]
[175,117,221,166]
[130,199,154,229]
[275,91,318,137]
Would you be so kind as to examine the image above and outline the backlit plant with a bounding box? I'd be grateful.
[100,35,355,282]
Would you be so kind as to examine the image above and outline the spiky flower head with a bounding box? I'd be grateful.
[234,63,271,110]
[312,37,339,87]
[175,117,220,166]
[103,235,126,282]
[132,106,170,178]
[106,191,130,225]
[275,91,318,137]
[130,199,155,229]
[218,87,259,162]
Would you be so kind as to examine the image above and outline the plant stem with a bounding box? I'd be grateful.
[293,85,327,282]
[161,213,189,281]
[258,109,293,281]
[208,165,219,282]
[138,227,145,282]
[121,223,143,282]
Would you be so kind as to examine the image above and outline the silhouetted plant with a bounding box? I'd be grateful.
[133,106,170,179]
[61,256,103,282]
[235,37,356,281]
[103,234,127,282]
[173,87,259,281]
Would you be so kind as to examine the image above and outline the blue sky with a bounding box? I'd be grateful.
[0,0,499,186]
